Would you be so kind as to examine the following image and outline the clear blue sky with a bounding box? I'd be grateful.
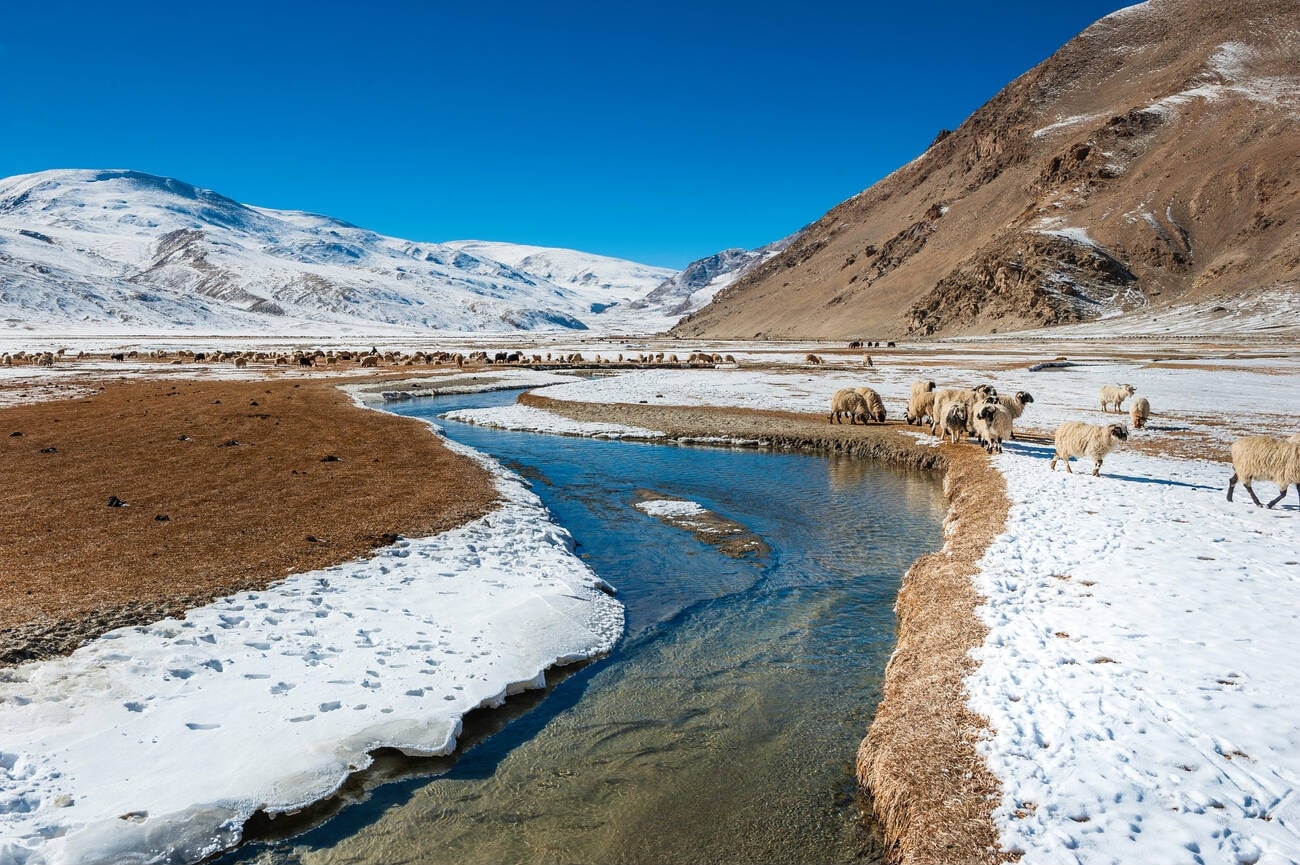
[0,1,1132,268]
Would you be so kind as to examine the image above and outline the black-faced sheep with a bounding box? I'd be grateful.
[1129,397,1151,430]
[1227,435,1300,509]
[937,401,969,444]
[852,387,887,423]
[974,401,1014,454]
[930,385,996,437]
[1049,421,1128,477]
[1099,384,1136,413]
[829,388,870,425]
[906,390,936,427]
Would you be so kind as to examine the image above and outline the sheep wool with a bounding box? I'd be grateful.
[1099,383,1136,413]
[829,388,870,425]
[1049,421,1129,477]
[852,387,888,423]
[1129,397,1151,430]
[974,401,1014,454]
[1227,435,1300,509]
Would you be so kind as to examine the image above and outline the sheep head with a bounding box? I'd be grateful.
[1108,423,1129,442]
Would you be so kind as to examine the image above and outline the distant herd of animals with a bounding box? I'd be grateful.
[829,379,1300,510]
[3,345,1296,510]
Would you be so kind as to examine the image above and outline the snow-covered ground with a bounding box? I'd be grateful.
[1,342,1298,864]
[0,417,622,865]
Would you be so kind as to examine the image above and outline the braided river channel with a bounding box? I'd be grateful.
[220,387,947,865]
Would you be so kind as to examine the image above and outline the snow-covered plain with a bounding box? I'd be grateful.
[2,339,1299,865]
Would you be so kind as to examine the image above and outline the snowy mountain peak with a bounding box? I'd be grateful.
[0,168,696,337]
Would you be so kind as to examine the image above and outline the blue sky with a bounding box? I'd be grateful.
[1,1,1131,268]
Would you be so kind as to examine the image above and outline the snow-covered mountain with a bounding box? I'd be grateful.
[0,169,686,337]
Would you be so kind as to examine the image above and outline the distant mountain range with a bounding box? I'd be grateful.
[674,0,1300,339]
[0,169,763,337]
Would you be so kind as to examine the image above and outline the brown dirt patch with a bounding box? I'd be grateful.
[0,377,497,665]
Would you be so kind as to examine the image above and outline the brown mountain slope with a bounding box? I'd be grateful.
[673,0,1300,340]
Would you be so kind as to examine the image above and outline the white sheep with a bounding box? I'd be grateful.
[829,388,870,425]
[973,400,1014,454]
[937,401,969,444]
[1049,421,1128,476]
[805,353,823,365]
[853,387,887,423]
[1129,397,1151,430]
[929,385,996,437]
[1227,435,1300,509]
[1099,383,1136,413]
[830,388,870,424]
[906,390,936,427]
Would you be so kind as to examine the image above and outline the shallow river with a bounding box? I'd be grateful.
[220,387,946,865]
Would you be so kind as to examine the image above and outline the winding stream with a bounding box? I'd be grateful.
[220,387,946,865]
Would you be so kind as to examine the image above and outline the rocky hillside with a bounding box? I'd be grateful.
[673,0,1300,340]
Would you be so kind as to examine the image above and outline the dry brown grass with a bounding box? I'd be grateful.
[0,376,497,664]
[858,445,1009,864]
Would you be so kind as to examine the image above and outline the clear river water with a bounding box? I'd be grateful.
[217,387,947,865]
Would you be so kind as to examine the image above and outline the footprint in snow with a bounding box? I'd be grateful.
[185,723,220,731]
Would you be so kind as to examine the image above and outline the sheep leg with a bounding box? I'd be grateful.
[1266,486,1290,509]
[1227,473,1238,501]
[1092,459,1102,477]
[1241,480,1264,507]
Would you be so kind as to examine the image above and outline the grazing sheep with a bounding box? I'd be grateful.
[1049,421,1128,476]
[1227,435,1300,509]
[359,355,380,368]
[805,353,823,365]
[910,380,937,398]
[937,401,969,444]
[1129,397,1151,429]
[930,385,997,437]
[852,387,887,423]
[906,390,936,427]
[994,390,1034,439]
[1099,383,1136,413]
[829,388,870,425]
[974,400,1014,454]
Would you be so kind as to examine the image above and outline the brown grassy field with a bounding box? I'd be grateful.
[0,375,497,664]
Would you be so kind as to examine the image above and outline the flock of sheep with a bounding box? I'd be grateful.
[829,378,1299,510]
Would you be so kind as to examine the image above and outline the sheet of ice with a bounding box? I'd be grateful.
[966,444,1300,865]
[0,436,623,865]
[634,499,708,519]
[444,404,664,440]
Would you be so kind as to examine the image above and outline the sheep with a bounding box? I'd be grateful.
[1226,435,1300,509]
[829,388,870,425]
[906,390,936,427]
[359,355,380,368]
[1099,383,1136,413]
[1129,397,1151,429]
[1049,421,1128,476]
[936,401,969,444]
[805,353,822,365]
[993,390,1034,439]
[974,400,1014,454]
[852,387,887,423]
[929,385,997,437]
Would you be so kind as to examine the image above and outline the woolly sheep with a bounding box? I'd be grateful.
[1099,383,1136,413]
[906,390,936,427]
[852,387,887,423]
[805,353,823,365]
[1227,435,1300,509]
[937,401,969,444]
[829,388,870,425]
[994,390,1034,439]
[1049,421,1128,477]
[974,400,1014,454]
[930,385,997,437]
[1129,397,1151,429]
